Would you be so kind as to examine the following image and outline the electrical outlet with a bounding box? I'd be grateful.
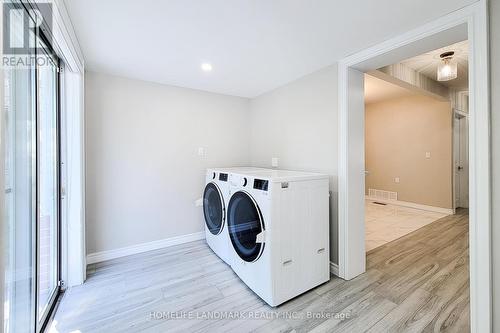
[394,177,400,183]
[272,157,279,168]
[198,147,206,157]
[425,152,431,159]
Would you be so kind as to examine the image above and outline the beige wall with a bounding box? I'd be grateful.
[365,95,453,209]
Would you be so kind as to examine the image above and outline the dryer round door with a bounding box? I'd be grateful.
[227,191,265,262]
[203,182,225,235]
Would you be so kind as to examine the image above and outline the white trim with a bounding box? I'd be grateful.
[330,262,339,276]
[467,4,491,332]
[27,0,85,73]
[338,2,491,332]
[365,196,454,215]
[26,0,87,289]
[86,232,206,265]
[0,5,5,332]
[63,70,86,286]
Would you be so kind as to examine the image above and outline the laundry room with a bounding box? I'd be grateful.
[83,66,339,265]
[1,1,496,332]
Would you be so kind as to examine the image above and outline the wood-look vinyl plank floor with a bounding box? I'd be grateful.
[52,209,469,333]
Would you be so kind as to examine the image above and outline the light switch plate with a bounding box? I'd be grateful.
[425,152,431,158]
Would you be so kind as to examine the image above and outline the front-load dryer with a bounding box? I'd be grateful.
[203,167,270,265]
[227,169,330,306]
[203,168,231,264]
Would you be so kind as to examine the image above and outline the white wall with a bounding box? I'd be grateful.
[85,71,250,254]
[249,65,339,263]
[490,0,500,330]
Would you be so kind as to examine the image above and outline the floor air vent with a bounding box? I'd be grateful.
[368,189,398,201]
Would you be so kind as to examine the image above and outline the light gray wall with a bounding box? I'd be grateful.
[490,0,500,330]
[248,65,339,263]
[85,71,251,254]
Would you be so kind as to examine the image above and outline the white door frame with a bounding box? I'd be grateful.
[337,2,490,332]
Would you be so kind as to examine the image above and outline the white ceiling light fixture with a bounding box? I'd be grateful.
[201,63,213,72]
[437,51,457,81]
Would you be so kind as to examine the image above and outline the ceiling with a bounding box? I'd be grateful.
[401,40,469,90]
[65,0,476,98]
[364,75,417,104]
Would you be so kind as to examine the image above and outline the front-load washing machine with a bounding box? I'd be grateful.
[203,167,270,265]
[227,169,330,306]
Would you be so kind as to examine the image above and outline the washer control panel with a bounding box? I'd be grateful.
[253,179,269,191]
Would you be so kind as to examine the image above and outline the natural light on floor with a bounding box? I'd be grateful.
[365,200,449,251]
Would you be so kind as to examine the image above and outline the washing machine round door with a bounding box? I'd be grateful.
[227,191,265,262]
[203,182,225,235]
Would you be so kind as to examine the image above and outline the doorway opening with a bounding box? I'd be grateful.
[337,3,491,331]
[363,40,469,252]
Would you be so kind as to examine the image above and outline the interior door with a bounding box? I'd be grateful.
[36,38,61,329]
[454,113,469,209]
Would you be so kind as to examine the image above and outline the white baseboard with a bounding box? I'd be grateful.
[365,196,454,215]
[330,261,339,276]
[86,231,206,265]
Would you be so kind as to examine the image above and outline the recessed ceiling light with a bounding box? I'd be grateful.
[201,63,213,72]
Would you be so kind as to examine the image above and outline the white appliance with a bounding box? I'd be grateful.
[227,169,330,306]
[203,167,269,265]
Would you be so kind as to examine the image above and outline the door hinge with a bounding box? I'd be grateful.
[58,280,66,288]
[57,66,63,73]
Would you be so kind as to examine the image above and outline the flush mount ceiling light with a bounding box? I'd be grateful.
[437,51,457,81]
[201,63,213,72]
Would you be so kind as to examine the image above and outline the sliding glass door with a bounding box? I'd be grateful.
[3,12,37,332]
[3,3,61,332]
[36,39,60,329]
